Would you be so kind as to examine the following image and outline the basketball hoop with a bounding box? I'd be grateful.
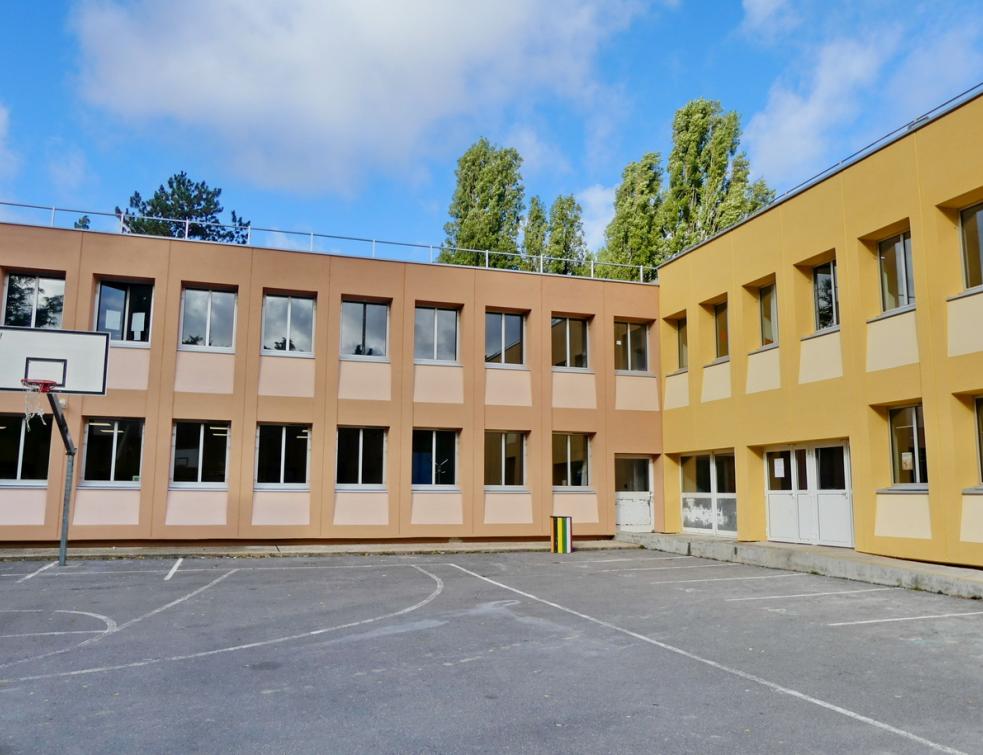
[20,378,56,428]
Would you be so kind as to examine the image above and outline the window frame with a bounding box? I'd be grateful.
[411,428,459,489]
[94,280,154,346]
[414,305,460,364]
[261,294,316,357]
[80,418,144,488]
[484,430,527,490]
[340,299,390,361]
[812,260,840,331]
[551,316,590,370]
[254,423,312,490]
[169,421,231,489]
[614,320,649,373]
[877,231,915,312]
[676,317,688,370]
[178,287,237,353]
[485,310,525,367]
[0,415,50,487]
[758,284,778,347]
[2,272,66,329]
[960,202,983,290]
[714,302,729,359]
[889,404,928,487]
[335,426,387,490]
[552,432,591,490]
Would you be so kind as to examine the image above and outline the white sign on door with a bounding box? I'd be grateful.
[773,457,785,478]
[901,451,914,471]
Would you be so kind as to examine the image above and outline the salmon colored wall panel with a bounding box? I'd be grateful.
[410,492,464,525]
[552,492,599,523]
[174,351,235,394]
[338,360,391,401]
[333,491,389,526]
[164,490,228,526]
[614,374,659,411]
[107,346,150,391]
[485,368,532,406]
[251,490,311,526]
[413,364,464,404]
[74,488,141,526]
[0,488,47,526]
[483,492,534,524]
[258,356,315,397]
[552,371,597,409]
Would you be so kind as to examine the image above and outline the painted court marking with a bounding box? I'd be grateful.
[449,563,966,755]
[164,558,183,581]
[727,588,896,602]
[599,563,733,573]
[828,610,983,627]
[651,573,810,585]
[16,562,56,583]
[567,556,694,565]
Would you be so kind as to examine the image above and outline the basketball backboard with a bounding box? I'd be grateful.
[0,326,109,395]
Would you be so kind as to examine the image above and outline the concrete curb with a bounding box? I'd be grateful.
[616,532,983,600]
[0,539,640,562]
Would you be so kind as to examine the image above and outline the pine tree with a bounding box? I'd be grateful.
[544,195,587,276]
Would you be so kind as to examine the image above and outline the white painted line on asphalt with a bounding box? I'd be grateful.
[449,563,967,755]
[829,610,983,627]
[566,556,694,565]
[110,569,238,636]
[653,573,810,585]
[0,630,103,639]
[599,563,732,573]
[727,588,896,602]
[16,562,56,583]
[164,558,183,581]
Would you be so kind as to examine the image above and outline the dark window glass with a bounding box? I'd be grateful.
[336,427,360,485]
[677,318,688,370]
[262,295,289,351]
[553,433,589,487]
[263,295,314,353]
[98,281,153,343]
[628,322,647,371]
[485,312,502,362]
[890,405,927,485]
[283,426,309,484]
[181,289,209,346]
[173,422,228,484]
[289,297,315,354]
[714,302,729,358]
[415,307,435,360]
[552,433,568,486]
[84,419,142,482]
[814,261,839,330]
[503,313,523,364]
[681,455,712,493]
[201,424,229,483]
[962,203,983,289]
[0,415,51,480]
[172,423,201,482]
[435,430,456,484]
[3,275,65,329]
[715,454,736,494]
[759,284,777,346]
[181,289,234,348]
[613,320,629,370]
[412,429,455,485]
[615,458,648,492]
[415,307,457,361]
[551,318,566,367]
[209,291,236,348]
[0,418,21,479]
[256,425,284,484]
[569,433,588,486]
[341,301,388,357]
[504,431,524,486]
[484,431,525,486]
[484,431,503,485]
[817,447,846,490]
[412,429,433,485]
[767,451,792,491]
[551,317,589,368]
[794,449,807,491]
[97,282,126,341]
[114,420,143,482]
[126,283,153,342]
[977,399,983,482]
[486,312,523,364]
[34,277,65,329]
[364,303,388,356]
[361,428,385,485]
[435,308,457,361]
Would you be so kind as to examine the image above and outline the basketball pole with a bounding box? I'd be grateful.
[46,392,76,566]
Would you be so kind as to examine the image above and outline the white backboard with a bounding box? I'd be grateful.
[0,327,109,394]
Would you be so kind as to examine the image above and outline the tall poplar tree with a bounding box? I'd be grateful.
[598,152,666,272]
[521,195,548,270]
[544,194,588,276]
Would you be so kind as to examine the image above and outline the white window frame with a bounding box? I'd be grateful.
[484,430,527,490]
[335,426,387,490]
[485,311,525,368]
[254,424,311,490]
[2,273,66,329]
[339,300,390,361]
[80,418,144,488]
[889,405,927,487]
[614,320,649,373]
[552,432,592,491]
[412,428,459,490]
[0,415,49,487]
[551,317,590,371]
[261,294,316,358]
[178,288,237,354]
[414,306,460,364]
[94,280,154,347]
[813,260,840,331]
[680,452,737,536]
[877,232,915,312]
[169,421,231,489]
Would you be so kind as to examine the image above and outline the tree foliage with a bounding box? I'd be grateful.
[521,195,548,267]
[544,194,588,275]
[117,171,250,244]
[599,152,666,270]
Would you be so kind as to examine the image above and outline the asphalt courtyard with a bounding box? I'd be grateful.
[2,551,983,754]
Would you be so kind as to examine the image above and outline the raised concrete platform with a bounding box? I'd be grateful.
[616,531,983,600]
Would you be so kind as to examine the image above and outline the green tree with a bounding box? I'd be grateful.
[441,138,524,268]
[117,171,250,244]
[521,195,548,270]
[544,195,587,276]
[597,153,666,277]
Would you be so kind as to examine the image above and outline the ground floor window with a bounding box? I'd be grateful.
[976,398,983,482]
[412,429,457,486]
[552,433,590,487]
[889,404,927,485]
[680,452,736,535]
[172,421,230,486]
[83,418,143,484]
[0,415,51,483]
[256,424,310,487]
[484,431,525,487]
[336,427,385,487]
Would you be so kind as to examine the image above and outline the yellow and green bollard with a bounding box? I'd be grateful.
[550,515,573,554]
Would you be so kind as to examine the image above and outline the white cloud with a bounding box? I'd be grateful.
[73,0,637,192]
[740,0,798,40]
[46,141,89,197]
[0,104,18,185]
[504,125,570,176]
[576,183,615,251]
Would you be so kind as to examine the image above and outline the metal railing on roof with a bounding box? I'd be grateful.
[0,200,658,284]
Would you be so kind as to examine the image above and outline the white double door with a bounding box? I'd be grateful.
[766,444,853,547]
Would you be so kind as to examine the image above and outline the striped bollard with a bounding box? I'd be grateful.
[550,515,572,554]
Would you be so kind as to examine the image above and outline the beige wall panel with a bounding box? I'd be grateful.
[258,356,315,397]
[867,311,919,371]
[960,496,983,543]
[338,360,391,401]
[874,494,932,540]
[174,351,235,394]
[746,347,781,394]
[701,361,731,403]
[0,488,47,525]
[552,492,599,523]
[413,364,464,404]
[165,490,228,526]
[483,492,534,524]
[664,372,689,410]
[615,374,659,411]
[798,331,843,384]
[552,371,597,409]
[74,489,141,526]
[947,291,983,357]
[485,368,533,406]
[251,491,311,526]
[107,346,150,391]
[333,491,389,526]
[410,492,464,525]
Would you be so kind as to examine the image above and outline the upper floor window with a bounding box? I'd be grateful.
[0,414,50,483]
[262,294,315,355]
[714,302,729,359]
[341,300,388,358]
[961,202,983,289]
[97,281,153,343]
[180,288,236,350]
[813,261,839,331]
[3,273,64,329]
[759,284,777,347]
[552,432,590,488]
[172,421,229,486]
[889,404,927,485]
[551,317,588,369]
[484,431,525,487]
[485,311,523,365]
[878,232,914,311]
[414,306,458,362]
[256,424,310,487]
[676,317,688,370]
[614,320,647,372]
[412,429,457,486]
[82,419,143,485]
[336,427,385,487]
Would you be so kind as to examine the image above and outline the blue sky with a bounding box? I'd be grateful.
[1,0,982,254]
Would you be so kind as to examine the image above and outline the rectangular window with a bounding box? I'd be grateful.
[256,424,311,487]
[759,284,777,346]
[680,453,737,535]
[336,427,386,486]
[613,320,648,372]
[485,311,523,365]
[0,415,51,482]
[262,295,315,354]
[714,302,729,358]
[340,300,388,357]
[889,405,928,485]
[878,232,914,311]
[171,421,230,485]
[484,431,525,487]
[552,432,589,488]
[962,202,983,289]
[96,281,153,343]
[411,429,457,486]
[978,399,983,483]
[551,317,588,368]
[813,261,839,330]
[414,306,458,361]
[180,288,236,349]
[3,273,65,329]
[676,317,688,370]
[82,419,143,484]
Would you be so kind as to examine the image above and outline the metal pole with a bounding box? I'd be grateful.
[639,265,644,282]
[184,218,190,239]
[50,207,56,227]
[309,232,315,251]
[590,259,595,278]
[46,393,76,566]
[484,250,489,268]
